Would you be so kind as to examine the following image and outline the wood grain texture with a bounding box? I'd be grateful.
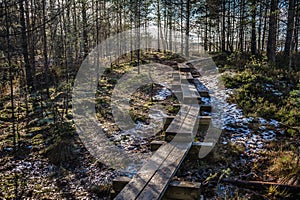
[136,142,192,200]
[114,143,175,200]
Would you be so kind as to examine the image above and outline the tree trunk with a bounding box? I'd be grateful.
[157,0,161,51]
[262,0,269,52]
[251,0,257,54]
[284,0,295,55]
[267,0,278,62]
[180,0,184,54]
[73,0,79,60]
[257,0,263,53]
[185,0,190,57]
[221,0,226,52]
[168,0,173,51]
[226,0,231,52]
[204,4,208,51]
[239,0,245,52]
[19,0,34,92]
[42,0,50,98]
[294,11,299,52]
[82,0,88,58]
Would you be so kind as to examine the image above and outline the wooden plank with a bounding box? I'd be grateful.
[112,177,202,200]
[178,106,199,136]
[171,84,181,91]
[172,72,180,79]
[199,116,211,124]
[179,73,194,83]
[190,69,201,78]
[181,84,201,104]
[136,141,193,200]
[163,116,175,131]
[165,104,199,142]
[163,181,201,200]
[114,143,175,200]
[150,140,213,151]
[116,103,200,199]
[178,63,190,72]
[165,103,199,143]
[165,105,191,135]
[200,105,212,112]
[172,91,183,103]
[181,84,200,98]
[199,90,209,97]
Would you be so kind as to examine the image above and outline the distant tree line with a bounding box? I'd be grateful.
[0,0,299,145]
[1,0,299,93]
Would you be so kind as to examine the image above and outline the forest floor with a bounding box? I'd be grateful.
[0,51,299,199]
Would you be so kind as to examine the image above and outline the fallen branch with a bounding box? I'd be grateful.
[222,179,300,194]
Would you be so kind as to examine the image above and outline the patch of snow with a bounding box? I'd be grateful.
[201,97,211,105]
[270,119,280,127]
[153,87,172,101]
[258,117,268,125]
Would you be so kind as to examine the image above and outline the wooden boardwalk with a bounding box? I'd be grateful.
[114,60,212,200]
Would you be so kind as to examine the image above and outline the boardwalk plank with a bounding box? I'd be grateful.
[115,65,205,200]
[114,143,175,200]
[136,142,192,200]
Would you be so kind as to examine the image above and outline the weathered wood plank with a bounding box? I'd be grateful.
[114,143,175,200]
[163,116,175,131]
[150,140,213,151]
[162,181,201,200]
[166,105,199,135]
[112,177,202,200]
[178,63,190,72]
[136,141,193,200]
[179,72,194,83]
[179,105,199,134]
[165,105,191,135]
[198,90,209,97]
[199,116,211,124]
[181,84,201,104]
[200,105,212,112]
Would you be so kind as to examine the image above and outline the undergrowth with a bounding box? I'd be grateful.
[219,52,300,132]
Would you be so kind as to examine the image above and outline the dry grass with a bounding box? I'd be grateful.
[268,149,300,185]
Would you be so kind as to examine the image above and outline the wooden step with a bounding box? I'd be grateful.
[150,141,213,151]
[171,84,181,91]
[198,91,209,97]
[114,141,193,200]
[181,84,202,104]
[201,105,212,112]
[179,73,194,83]
[199,116,211,124]
[150,141,214,159]
[112,176,202,200]
[178,63,190,72]
[165,104,200,137]
[115,104,200,200]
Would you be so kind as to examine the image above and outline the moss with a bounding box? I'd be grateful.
[166,105,180,115]
[32,133,44,145]
[222,57,300,132]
